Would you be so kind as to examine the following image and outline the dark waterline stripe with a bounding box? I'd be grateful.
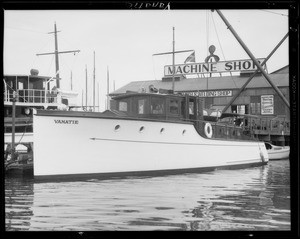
[33,161,267,183]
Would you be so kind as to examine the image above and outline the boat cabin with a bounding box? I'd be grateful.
[111,91,286,142]
[3,72,78,134]
[111,91,202,122]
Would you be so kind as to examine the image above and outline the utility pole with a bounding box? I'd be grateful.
[36,22,80,89]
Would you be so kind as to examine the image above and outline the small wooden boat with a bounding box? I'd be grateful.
[264,142,290,160]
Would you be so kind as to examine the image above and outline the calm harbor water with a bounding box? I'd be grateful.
[5,160,290,231]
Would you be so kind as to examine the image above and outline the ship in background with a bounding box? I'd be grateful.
[4,22,80,173]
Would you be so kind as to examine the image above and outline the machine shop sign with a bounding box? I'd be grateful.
[261,95,274,115]
[164,58,266,76]
[182,90,232,97]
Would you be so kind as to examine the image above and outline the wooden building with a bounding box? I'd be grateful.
[110,65,290,145]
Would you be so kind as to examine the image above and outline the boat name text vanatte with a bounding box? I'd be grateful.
[54,119,79,124]
[164,58,266,76]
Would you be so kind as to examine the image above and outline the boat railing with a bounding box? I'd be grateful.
[4,89,58,104]
[246,116,290,135]
[191,116,290,140]
[192,119,255,140]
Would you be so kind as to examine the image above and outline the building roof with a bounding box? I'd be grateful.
[110,67,289,96]
[270,65,289,74]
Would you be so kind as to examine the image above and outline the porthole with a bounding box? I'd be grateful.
[182,129,186,135]
[139,126,145,133]
[114,125,120,131]
[160,128,165,134]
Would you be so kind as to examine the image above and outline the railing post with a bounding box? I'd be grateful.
[11,91,16,161]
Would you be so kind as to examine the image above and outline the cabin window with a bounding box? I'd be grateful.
[169,99,179,114]
[62,98,68,105]
[119,101,128,112]
[138,99,146,114]
[151,97,164,114]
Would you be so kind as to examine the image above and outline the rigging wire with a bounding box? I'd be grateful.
[211,12,239,90]
[259,10,288,17]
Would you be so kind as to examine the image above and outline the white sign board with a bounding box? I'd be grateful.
[164,58,266,76]
[261,95,274,115]
[182,90,232,97]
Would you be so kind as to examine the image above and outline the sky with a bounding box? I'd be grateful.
[4,9,289,111]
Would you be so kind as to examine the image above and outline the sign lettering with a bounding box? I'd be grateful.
[181,90,232,97]
[261,95,274,115]
[164,58,266,76]
[54,119,79,124]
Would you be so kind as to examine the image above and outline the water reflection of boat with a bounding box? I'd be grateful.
[264,142,290,160]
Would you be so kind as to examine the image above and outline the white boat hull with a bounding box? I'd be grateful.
[33,113,269,181]
[268,147,290,160]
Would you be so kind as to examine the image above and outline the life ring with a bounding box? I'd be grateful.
[204,123,213,138]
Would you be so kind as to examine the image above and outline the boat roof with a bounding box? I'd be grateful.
[4,74,52,80]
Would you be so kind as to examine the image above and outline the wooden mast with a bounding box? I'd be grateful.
[36,22,80,89]
[85,65,88,110]
[106,66,109,110]
[93,51,96,112]
[152,27,193,93]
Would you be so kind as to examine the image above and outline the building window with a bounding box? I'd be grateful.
[18,82,24,90]
[256,103,261,115]
[169,99,179,114]
[250,103,256,114]
[119,101,128,112]
[151,97,164,114]
[237,105,245,114]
